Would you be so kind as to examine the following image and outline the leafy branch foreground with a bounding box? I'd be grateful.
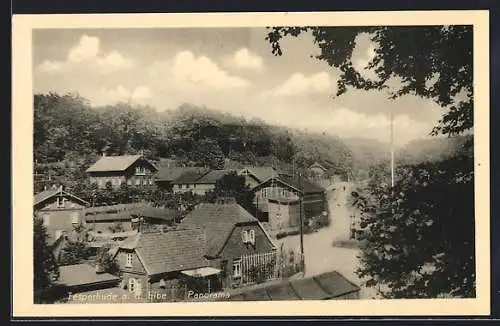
[266,26,475,298]
[351,144,474,298]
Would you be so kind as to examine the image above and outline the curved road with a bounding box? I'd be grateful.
[274,181,380,299]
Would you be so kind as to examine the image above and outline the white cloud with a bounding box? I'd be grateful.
[272,72,334,96]
[152,51,250,90]
[67,35,100,62]
[93,85,153,106]
[232,48,263,71]
[353,33,379,80]
[36,34,134,75]
[173,51,249,89]
[97,50,134,73]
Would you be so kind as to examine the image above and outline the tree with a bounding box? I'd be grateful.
[188,138,226,169]
[57,241,93,266]
[108,222,125,234]
[352,147,474,298]
[204,172,256,213]
[34,216,59,303]
[267,26,475,298]
[95,246,119,275]
[266,26,472,136]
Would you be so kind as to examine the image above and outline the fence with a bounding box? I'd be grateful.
[239,250,304,286]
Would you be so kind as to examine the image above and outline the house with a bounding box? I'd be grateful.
[251,175,327,223]
[84,203,140,234]
[85,154,158,189]
[34,186,89,255]
[112,227,215,299]
[51,263,121,300]
[180,198,276,289]
[155,166,204,191]
[186,169,234,196]
[308,162,329,181]
[220,270,360,301]
[266,196,301,231]
[238,166,279,188]
[170,168,210,194]
[84,204,181,235]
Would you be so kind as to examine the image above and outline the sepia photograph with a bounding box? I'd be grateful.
[12,11,490,317]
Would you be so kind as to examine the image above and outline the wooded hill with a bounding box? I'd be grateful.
[34,93,355,185]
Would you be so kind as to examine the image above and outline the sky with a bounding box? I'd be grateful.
[33,28,446,146]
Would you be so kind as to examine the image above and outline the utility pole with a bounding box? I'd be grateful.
[390,106,395,188]
[298,172,305,275]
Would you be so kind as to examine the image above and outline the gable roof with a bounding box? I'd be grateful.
[120,228,208,275]
[34,188,89,207]
[85,155,157,173]
[240,166,279,183]
[309,162,328,172]
[255,175,325,195]
[84,203,145,222]
[55,264,120,288]
[155,166,205,182]
[180,202,273,258]
[194,170,234,184]
[130,206,181,222]
[171,168,210,184]
[221,270,360,301]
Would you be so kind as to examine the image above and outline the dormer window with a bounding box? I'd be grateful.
[126,253,133,267]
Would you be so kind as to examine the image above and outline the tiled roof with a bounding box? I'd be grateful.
[195,170,234,184]
[155,167,205,182]
[56,264,120,287]
[240,166,279,183]
[84,203,145,222]
[257,175,325,195]
[125,228,208,275]
[34,188,89,207]
[180,203,260,258]
[221,271,360,301]
[130,207,181,222]
[171,168,210,184]
[84,203,144,215]
[86,155,157,173]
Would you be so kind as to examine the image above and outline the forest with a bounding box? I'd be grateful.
[34,91,470,194]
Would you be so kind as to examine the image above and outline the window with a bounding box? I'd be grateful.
[56,197,66,208]
[148,179,153,185]
[128,278,136,293]
[232,260,242,278]
[55,230,64,240]
[248,229,256,244]
[135,179,141,186]
[135,167,146,175]
[98,179,104,187]
[126,253,133,267]
[241,230,249,243]
[41,213,50,227]
[127,179,132,186]
[70,212,80,224]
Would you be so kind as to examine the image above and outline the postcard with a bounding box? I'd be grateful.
[12,10,490,317]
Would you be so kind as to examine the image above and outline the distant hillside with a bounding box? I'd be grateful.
[396,135,473,165]
[342,137,391,179]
